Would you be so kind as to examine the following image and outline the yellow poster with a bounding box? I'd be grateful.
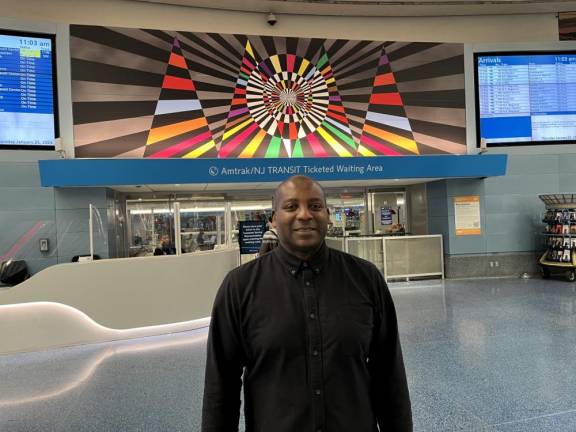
[454,196,481,236]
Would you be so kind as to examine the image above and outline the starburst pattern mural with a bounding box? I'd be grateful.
[71,26,466,158]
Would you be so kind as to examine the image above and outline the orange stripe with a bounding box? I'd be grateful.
[232,98,247,105]
[374,73,395,87]
[169,52,187,69]
[370,92,403,106]
[146,118,207,145]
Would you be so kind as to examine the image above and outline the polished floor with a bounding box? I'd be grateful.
[1,278,576,431]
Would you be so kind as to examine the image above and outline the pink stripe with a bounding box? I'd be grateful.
[360,134,402,156]
[0,221,45,262]
[219,122,259,158]
[287,54,295,73]
[243,57,255,70]
[329,96,341,102]
[228,107,249,118]
[306,133,328,157]
[149,130,213,158]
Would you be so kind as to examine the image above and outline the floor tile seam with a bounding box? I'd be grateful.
[487,407,576,428]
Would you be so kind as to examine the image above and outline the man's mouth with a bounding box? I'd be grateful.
[294,227,316,232]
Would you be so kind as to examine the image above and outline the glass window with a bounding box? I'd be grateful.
[326,194,366,236]
[126,199,175,257]
[179,201,226,253]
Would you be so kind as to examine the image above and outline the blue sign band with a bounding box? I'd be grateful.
[39,155,507,187]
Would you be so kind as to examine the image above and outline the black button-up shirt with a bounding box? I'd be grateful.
[202,243,412,432]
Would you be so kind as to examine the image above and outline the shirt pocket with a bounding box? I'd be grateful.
[331,304,374,356]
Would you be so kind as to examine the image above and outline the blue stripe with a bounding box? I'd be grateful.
[39,155,508,187]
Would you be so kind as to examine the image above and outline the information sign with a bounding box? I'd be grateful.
[238,221,267,254]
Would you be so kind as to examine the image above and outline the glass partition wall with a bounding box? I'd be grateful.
[123,188,409,257]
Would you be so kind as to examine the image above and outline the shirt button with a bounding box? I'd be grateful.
[305,281,311,286]
[309,312,316,319]
[315,389,321,396]
[316,429,322,432]
[312,349,319,356]
[290,269,296,275]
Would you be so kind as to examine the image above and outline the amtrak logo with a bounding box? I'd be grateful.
[209,166,219,176]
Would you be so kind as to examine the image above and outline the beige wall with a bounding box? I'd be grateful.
[0,0,559,43]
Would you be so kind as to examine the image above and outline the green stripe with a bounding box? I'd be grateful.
[292,140,304,158]
[316,53,328,70]
[239,72,249,81]
[322,121,356,150]
[265,136,281,158]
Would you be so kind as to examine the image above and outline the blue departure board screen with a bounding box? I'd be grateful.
[0,30,57,149]
[475,51,576,147]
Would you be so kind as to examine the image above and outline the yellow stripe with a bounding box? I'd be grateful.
[357,144,376,157]
[271,55,282,74]
[316,126,352,157]
[363,124,420,154]
[223,118,253,141]
[183,140,216,159]
[239,129,266,158]
[298,58,310,76]
[325,77,335,85]
[245,41,255,60]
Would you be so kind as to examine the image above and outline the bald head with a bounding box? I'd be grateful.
[273,175,326,210]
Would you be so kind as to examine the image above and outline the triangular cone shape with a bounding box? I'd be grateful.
[219,40,263,158]
[359,48,420,156]
[144,38,217,158]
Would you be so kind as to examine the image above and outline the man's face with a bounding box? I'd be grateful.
[274,180,329,257]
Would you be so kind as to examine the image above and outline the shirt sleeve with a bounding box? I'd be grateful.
[202,272,246,432]
[368,269,413,432]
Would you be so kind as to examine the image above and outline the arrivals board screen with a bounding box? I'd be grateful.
[0,30,57,149]
[475,51,576,147]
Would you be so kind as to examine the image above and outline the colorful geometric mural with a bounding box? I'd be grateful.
[70,26,466,158]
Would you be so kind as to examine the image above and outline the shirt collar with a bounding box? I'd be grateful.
[274,242,329,276]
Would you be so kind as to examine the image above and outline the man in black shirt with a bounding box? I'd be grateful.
[202,175,412,432]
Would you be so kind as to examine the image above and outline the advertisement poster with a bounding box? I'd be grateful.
[381,208,393,225]
[454,196,481,236]
[238,221,267,254]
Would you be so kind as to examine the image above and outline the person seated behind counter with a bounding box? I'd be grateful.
[153,234,176,255]
[202,175,412,432]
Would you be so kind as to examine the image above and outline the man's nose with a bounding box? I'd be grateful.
[296,205,313,220]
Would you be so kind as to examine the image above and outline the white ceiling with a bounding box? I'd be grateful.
[134,0,576,17]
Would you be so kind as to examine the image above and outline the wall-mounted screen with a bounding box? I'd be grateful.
[475,51,576,147]
[0,29,58,150]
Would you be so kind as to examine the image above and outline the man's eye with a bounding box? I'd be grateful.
[310,203,323,210]
[283,203,297,210]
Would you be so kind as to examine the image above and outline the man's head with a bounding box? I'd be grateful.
[273,175,330,259]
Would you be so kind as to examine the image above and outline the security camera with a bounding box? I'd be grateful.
[267,12,277,26]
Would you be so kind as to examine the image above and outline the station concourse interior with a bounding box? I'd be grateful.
[2,1,576,431]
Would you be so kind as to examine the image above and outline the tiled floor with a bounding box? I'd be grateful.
[1,278,576,431]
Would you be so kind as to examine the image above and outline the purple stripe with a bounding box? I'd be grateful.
[229,107,249,118]
[329,96,341,102]
[259,62,274,78]
[379,55,389,66]
[174,38,180,48]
